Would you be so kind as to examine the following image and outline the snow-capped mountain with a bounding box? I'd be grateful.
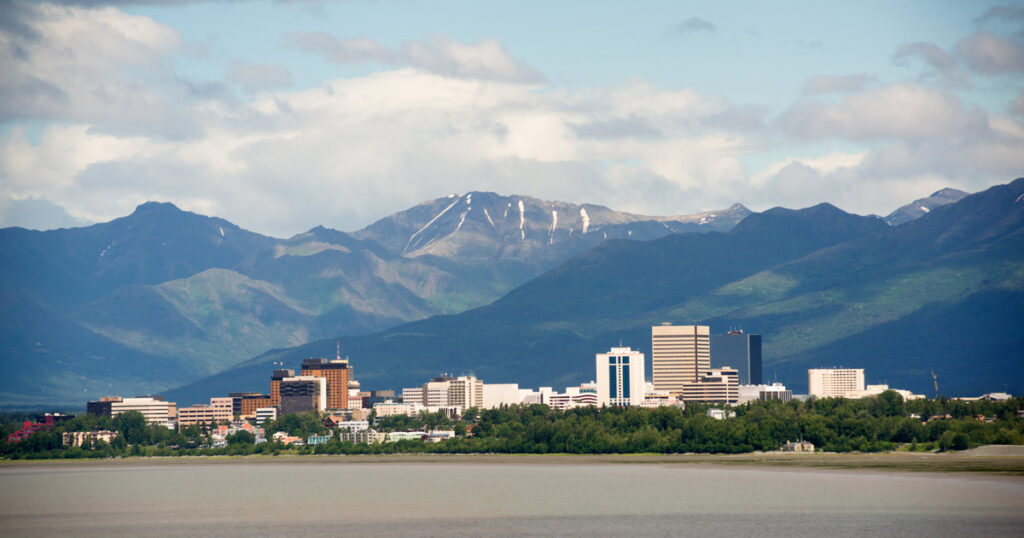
[353,191,751,263]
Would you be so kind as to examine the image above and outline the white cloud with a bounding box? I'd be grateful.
[227,60,293,93]
[780,84,988,141]
[287,32,544,84]
[2,3,1022,237]
[802,74,877,94]
[0,3,186,133]
[954,30,1024,75]
[286,32,394,64]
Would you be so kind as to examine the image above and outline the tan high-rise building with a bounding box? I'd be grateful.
[270,369,294,409]
[301,358,351,410]
[652,323,710,397]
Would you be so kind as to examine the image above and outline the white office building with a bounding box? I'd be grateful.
[255,407,277,424]
[482,383,524,409]
[738,383,793,404]
[596,347,646,407]
[808,368,865,398]
[110,397,177,425]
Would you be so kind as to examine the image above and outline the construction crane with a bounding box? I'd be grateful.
[931,371,939,398]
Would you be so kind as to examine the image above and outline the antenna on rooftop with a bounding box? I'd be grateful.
[337,341,341,361]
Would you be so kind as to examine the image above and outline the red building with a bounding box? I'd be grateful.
[7,414,68,443]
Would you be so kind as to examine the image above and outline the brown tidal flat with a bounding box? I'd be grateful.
[4,447,1024,477]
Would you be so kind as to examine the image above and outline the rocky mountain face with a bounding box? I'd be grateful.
[355,191,750,268]
[884,188,969,226]
[0,194,748,407]
[167,179,1024,404]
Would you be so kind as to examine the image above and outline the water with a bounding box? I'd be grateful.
[1,460,1022,536]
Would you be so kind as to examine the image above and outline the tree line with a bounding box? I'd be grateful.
[1,391,1021,459]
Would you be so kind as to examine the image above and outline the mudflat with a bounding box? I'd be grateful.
[4,448,1024,476]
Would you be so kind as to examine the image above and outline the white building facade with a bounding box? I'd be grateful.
[808,368,865,398]
[596,347,646,407]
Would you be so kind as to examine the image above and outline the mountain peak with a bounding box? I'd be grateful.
[131,201,183,216]
[885,188,971,226]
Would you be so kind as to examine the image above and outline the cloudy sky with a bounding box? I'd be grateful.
[1,0,1023,236]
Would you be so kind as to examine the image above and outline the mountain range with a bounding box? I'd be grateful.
[164,178,1024,405]
[0,193,748,407]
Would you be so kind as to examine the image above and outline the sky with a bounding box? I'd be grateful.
[1,0,1023,237]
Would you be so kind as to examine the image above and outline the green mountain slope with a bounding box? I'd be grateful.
[167,179,1023,404]
[165,201,893,404]
[3,195,754,407]
[0,290,205,409]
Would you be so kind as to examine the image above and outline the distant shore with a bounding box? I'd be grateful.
[5,447,1024,476]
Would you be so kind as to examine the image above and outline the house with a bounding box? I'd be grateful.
[272,431,303,446]
[780,440,815,452]
[307,434,332,446]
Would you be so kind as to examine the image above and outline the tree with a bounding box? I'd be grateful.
[874,390,905,417]
[227,430,255,445]
[115,411,148,445]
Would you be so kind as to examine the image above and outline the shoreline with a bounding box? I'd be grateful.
[4,450,1024,477]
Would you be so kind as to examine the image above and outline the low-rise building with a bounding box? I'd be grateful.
[681,368,739,404]
[738,383,793,404]
[386,431,426,442]
[307,434,333,446]
[845,384,924,401]
[255,407,277,424]
[177,397,234,428]
[339,429,386,444]
[373,400,422,417]
[323,417,370,432]
[548,383,599,411]
[62,430,118,447]
[706,408,736,420]
[90,396,177,425]
[271,431,303,445]
[780,440,815,452]
[426,430,456,442]
[229,392,274,419]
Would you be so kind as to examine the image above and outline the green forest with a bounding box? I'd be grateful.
[2,392,1022,459]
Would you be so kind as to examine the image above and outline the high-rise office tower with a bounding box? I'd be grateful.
[301,357,351,410]
[270,369,294,409]
[710,330,763,385]
[279,375,327,415]
[652,323,710,397]
[596,347,646,407]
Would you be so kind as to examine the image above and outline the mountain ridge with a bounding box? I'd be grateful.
[164,179,1023,404]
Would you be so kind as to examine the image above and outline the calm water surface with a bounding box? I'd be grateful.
[1,461,1022,537]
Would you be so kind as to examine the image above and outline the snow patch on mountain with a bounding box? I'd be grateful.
[549,210,558,244]
[405,198,460,253]
[579,208,590,234]
[518,200,525,241]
